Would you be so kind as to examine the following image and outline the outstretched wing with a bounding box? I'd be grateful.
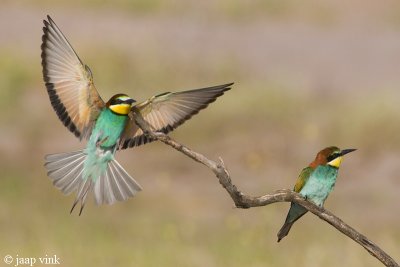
[293,167,314,192]
[41,15,105,140]
[119,83,233,149]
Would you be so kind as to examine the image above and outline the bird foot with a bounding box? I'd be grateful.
[153,131,165,137]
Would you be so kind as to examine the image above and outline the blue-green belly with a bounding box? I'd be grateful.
[89,108,128,149]
[299,165,338,206]
[82,108,128,181]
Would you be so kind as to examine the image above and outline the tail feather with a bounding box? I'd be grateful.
[107,163,125,201]
[111,160,143,197]
[46,154,85,178]
[62,166,85,195]
[45,151,86,194]
[44,150,143,214]
[277,222,294,242]
[93,159,143,205]
[70,179,93,215]
[45,151,85,169]
[277,202,308,242]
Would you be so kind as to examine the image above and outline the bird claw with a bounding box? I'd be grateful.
[153,131,165,137]
[96,137,109,147]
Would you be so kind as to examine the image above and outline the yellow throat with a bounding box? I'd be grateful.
[109,103,131,115]
[327,156,343,168]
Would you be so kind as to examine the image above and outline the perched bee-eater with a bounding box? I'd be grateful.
[277,146,356,242]
[41,15,233,215]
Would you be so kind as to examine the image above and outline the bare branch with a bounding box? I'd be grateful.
[134,114,399,267]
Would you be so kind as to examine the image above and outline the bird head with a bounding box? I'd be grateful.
[107,94,136,115]
[310,146,356,169]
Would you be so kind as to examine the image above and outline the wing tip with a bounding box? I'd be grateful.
[42,15,53,34]
[44,15,55,27]
[210,82,234,91]
[201,82,234,92]
[223,82,234,89]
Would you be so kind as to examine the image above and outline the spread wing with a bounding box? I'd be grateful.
[119,83,233,149]
[293,167,314,192]
[41,15,105,140]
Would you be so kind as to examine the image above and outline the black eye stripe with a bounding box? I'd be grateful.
[112,99,128,105]
[327,152,341,162]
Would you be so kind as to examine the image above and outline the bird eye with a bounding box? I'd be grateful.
[327,152,340,162]
[112,98,123,105]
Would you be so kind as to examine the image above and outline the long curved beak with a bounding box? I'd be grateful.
[341,148,357,156]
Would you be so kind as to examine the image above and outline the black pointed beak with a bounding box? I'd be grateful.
[125,99,136,105]
[340,149,357,156]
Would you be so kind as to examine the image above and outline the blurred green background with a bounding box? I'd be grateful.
[0,1,399,266]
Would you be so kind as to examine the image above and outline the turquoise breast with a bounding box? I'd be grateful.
[89,108,129,149]
[299,165,339,207]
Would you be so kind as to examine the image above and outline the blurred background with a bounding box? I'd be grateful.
[0,1,399,266]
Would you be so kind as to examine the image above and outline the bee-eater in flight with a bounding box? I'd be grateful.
[41,15,233,215]
[277,146,356,242]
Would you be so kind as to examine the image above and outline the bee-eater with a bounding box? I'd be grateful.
[277,146,356,242]
[41,15,233,215]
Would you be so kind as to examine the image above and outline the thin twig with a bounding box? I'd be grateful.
[134,113,399,267]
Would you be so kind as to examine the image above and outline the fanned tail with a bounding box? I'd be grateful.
[44,150,142,215]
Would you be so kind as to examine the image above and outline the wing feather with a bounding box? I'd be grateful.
[119,83,233,149]
[41,15,105,139]
[293,167,314,193]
